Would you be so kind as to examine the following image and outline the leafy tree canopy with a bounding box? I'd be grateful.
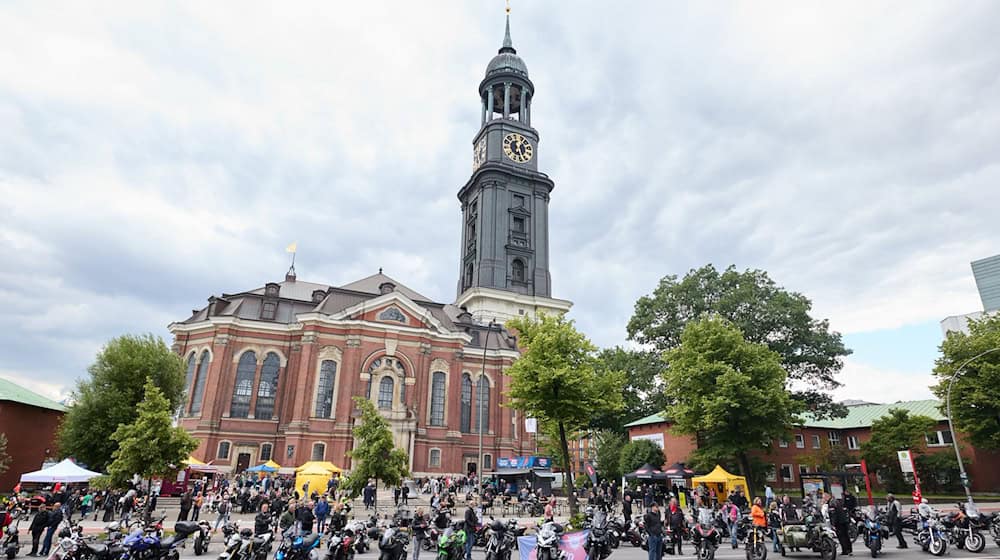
[341,397,409,498]
[592,430,627,481]
[107,378,198,486]
[618,438,666,475]
[506,313,625,515]
[59,334,186,470]
[663,317,803,497]
[932,314,1000,449]
[591,348,669,433]
[859,408,937,492]
[627,264,850,418]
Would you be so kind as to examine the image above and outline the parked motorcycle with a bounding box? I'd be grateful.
[435,522,466,560]
[2,509,22,560]
[741,519,768,560]
[535,522,565,560]
[192,520,212,556]
[326,527,356,560]
[121,521,202,560]
[691,518,720,560]
[941,508,985,553]
[584,510,612,560]
[861,507,887,558]
[914,515,948,557]
[378,524,409,560]
[625,517,645,548]
[483,520,518,560]
[221,528,271,560]
[777,515,837,560]
[274,532,322,560]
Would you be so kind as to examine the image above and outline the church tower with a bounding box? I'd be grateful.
[455,13,572,322]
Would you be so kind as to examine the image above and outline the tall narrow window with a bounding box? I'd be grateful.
[217,441,231,459]
[430,372,446,426]
[512,216,525,233]
[460,374,472,433]
[315,360,337,418]
[511,259,525,282]
[230,351,257,418]
[189,350,210,415]
[474,376,490,433]
[378,377,394,410]
[255,352,280,420]
[465,264,474,289]
[311,443,325,461]
[260,443,273,462]
[183,353,197,408]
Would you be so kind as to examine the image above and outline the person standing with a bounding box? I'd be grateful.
[724,500,740,549]
[644,503,663,560]
[27,506,48,556]
[832,499,852,556]
[463,500,478,560]
[314,497,330,534]
[38,504,63,558]
[214,495,230,531]
[886,494,907,549]
[666,498,685,555]
[192,493,204,521]
[254,503,272,535]
[402,484,410,506]
[764,486,775,508]
[393,486,401,507]
[297,501,315,534]
[412,508,430,560]
[622,492,633,524]
[179,491,193,521]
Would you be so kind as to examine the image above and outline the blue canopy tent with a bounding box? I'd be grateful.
[245,463,278,473]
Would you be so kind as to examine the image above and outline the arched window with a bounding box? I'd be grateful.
[430,372,446,426]
[260,443,273,462]
[474,376,490,433]
[255,352,281,420]
[460,374,472,433]
[230,351,257,418]
[378,377,394,410]
[315,360,337,418]
[311,442,326,461]
[182,353,196,415]
[512,259,525,282]
[189,350,210,415]
[368,357,406,407]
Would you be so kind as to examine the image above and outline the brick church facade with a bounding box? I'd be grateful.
[171,15,571,477]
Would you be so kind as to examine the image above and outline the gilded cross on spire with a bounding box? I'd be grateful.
[500,0,515,53]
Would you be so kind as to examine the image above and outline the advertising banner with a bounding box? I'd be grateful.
[518,530,590,560]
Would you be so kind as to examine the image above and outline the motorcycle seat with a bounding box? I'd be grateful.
[175,521,201,536]
[159,536,179,549]
[300,533,320,548]
[89,544,108,554]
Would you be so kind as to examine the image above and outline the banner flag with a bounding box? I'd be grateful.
[525,417,537,433]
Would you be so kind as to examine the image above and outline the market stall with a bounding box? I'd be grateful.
[691,465,748,497]
[624,463,669,481]
[19,458,101,484]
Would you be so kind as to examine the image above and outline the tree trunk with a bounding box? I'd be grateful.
[557,421,578,515]
[737,452,756,500]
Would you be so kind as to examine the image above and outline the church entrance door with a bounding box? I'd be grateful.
[235,453,251,473]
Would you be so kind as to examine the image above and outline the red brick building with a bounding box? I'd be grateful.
[170,17,573,477]
[625,400,1000,493]
[0,378,65,491]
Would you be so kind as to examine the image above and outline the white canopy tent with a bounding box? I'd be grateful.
[20,459,101,483]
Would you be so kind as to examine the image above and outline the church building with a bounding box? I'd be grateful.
[170,15,571,477]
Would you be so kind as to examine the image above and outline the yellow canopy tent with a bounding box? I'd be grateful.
[264,460,282,470]
[295,461,342,473]
[691,465,749,497]
[183,456,206,465]
[295,464,334,497]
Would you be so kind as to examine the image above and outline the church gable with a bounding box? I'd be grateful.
[363,304,426,328]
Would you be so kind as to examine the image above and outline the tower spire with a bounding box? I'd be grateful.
[500,2,515,54]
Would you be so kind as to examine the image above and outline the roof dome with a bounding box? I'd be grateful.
[485,15,528,78]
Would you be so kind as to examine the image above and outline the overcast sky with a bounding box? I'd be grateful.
[2,1,998,405]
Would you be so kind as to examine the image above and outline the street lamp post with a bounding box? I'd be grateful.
[478,319,496,483]
[945,346,1000,508]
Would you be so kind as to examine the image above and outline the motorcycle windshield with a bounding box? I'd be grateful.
[593,511,607,529]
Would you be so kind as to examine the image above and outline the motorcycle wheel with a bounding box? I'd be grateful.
[966,533,986,554]
[849,524,859,544]
[750,541,767,560]
[704,542,717,560]
[819,536,836,560]
[5,548,14,560]
[422,540,434,552]
[929,537,946,557]
[194,535,205,556]
[538,549,550,560]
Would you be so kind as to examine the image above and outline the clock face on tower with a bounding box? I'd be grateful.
[473,138,487,170]
[502,133,533,163]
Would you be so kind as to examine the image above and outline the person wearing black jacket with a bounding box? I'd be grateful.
[296,501,316,534]
[38,504,63,557]
[179,491,193,522]
[411,508,430,560]
[644,504,664,560]
[463,501,478,560]
[254,503,272,535]
[666,498,685,555]
[831,499,852,555]
[885,494,906,549]
[27,507,48,556]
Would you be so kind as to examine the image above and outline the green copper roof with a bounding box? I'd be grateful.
[0,377,66,412]
[802,400,945,429]
[623,400,946,430]
[624,412,669,428]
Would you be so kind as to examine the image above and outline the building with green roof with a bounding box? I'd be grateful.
[0,377,66,491]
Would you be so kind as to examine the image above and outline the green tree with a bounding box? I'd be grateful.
[859,408,936,492]
[932,314,1000,449]
[796,439,855,472]
[591,348,668,433]
[107,378,199,486]
[59,334,186,470]
[627,265,851,419]
[618,439,666,475]
[914,452,969,493]
[0,433,10,474]
[341,397,409,499]
[663,317,803,498]
[592,430,626,481]
[505,313,625,515]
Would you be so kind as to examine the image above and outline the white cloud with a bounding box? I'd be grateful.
[831,359,936,403]
[0,0,998,399]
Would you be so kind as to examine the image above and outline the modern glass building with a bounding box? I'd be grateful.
[972,254,1000,313]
